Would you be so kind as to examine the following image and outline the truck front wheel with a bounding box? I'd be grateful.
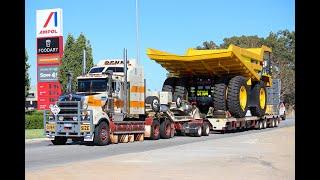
[93,121,110,146]
[51,136,67,145]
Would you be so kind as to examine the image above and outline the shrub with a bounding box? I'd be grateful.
[25,110,44,129]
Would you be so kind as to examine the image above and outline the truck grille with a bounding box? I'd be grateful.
[57,101,81,121]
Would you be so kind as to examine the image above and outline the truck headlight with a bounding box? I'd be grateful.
[73,116,78,121]
[58,116,64,121]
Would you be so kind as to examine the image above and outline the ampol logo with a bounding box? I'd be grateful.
[43,12,58,28]
[36,8,63,37]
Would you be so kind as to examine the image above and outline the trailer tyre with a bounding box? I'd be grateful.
[150,120,160,140]
[202,123,210,136]
[258,121,263,130]
[160,119,171,139]
[213,83,228,111]
[93,121,110,146]
[271,119,275,128]
[227,76,249,118]
[249,81,267,117]
[263,119,267,129]
[51,136,67,145]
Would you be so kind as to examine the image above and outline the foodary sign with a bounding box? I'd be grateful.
[37,37,60,54]
[36,8,63,37]
[38,66,59,82]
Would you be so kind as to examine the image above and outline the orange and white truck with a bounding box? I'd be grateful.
[44,50,210,146]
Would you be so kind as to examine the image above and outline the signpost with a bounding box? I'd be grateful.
[36,8,63,110]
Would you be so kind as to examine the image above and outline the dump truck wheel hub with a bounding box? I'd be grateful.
[239,86,247,111]
[259,88,266,109]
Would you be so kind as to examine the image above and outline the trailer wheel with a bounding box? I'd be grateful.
[150,120,160,140]
[93,121,110,146]
[275,118,279,127]
[213,83,228,111]
[227,76,249,118]
[249,81,267,117]
[271,119,275,128]
[258,121,263,130]
[263,120,267,129]
[160,119,171,139]
[51,136,67,145]
[202,123,210,136]
[194,126,202,137]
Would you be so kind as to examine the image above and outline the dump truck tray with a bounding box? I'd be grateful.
[147,44,272,82]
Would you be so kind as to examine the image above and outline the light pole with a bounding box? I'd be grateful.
[135,0,140,65]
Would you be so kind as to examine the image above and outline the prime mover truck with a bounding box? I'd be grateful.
[44,50,210,146]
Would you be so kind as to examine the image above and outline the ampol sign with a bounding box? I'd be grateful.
[36,8,63,37]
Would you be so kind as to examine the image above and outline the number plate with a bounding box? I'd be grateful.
[46,123,56,132]
[80,124,90,132]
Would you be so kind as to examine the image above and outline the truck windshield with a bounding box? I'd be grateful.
[78,78,108,92]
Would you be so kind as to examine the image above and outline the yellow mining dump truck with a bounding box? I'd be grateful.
[147,44,273,118]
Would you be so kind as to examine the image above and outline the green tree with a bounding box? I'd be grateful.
[220,35,264,48]
[264,30,295,105]
[196,40,218,50]
[58,33,94,92]
[25,49,30,97]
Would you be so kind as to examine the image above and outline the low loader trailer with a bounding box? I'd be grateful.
[147,44,283,133]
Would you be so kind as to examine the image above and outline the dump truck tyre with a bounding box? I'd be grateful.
[160,119,171,139]
[93,121,110,146]
[250,82,267,117]
[150,120,160,140]
[174,78,188,101]
[162,77,177,93]
[213,83,227,111]
[51,136,67,145]
[227,76,249,118]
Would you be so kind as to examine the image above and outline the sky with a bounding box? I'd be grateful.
[26,0,295,91]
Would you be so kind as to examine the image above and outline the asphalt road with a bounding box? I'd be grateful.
[26,118,295,171]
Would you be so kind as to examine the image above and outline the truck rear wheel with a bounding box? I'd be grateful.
[93,121,110,146]
[202,123,210,136]
[227,76,249,118]
[150,120,160,140]
[51,136,67,145]
[194,126,202,137]
[213,83,227,111]
[160,119,171,139]
[249,81,267,117]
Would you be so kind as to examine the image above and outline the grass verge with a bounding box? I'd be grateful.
[25,129,45,139]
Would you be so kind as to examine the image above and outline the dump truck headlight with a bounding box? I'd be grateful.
[58,116,64,121]
[73,116,78,121]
